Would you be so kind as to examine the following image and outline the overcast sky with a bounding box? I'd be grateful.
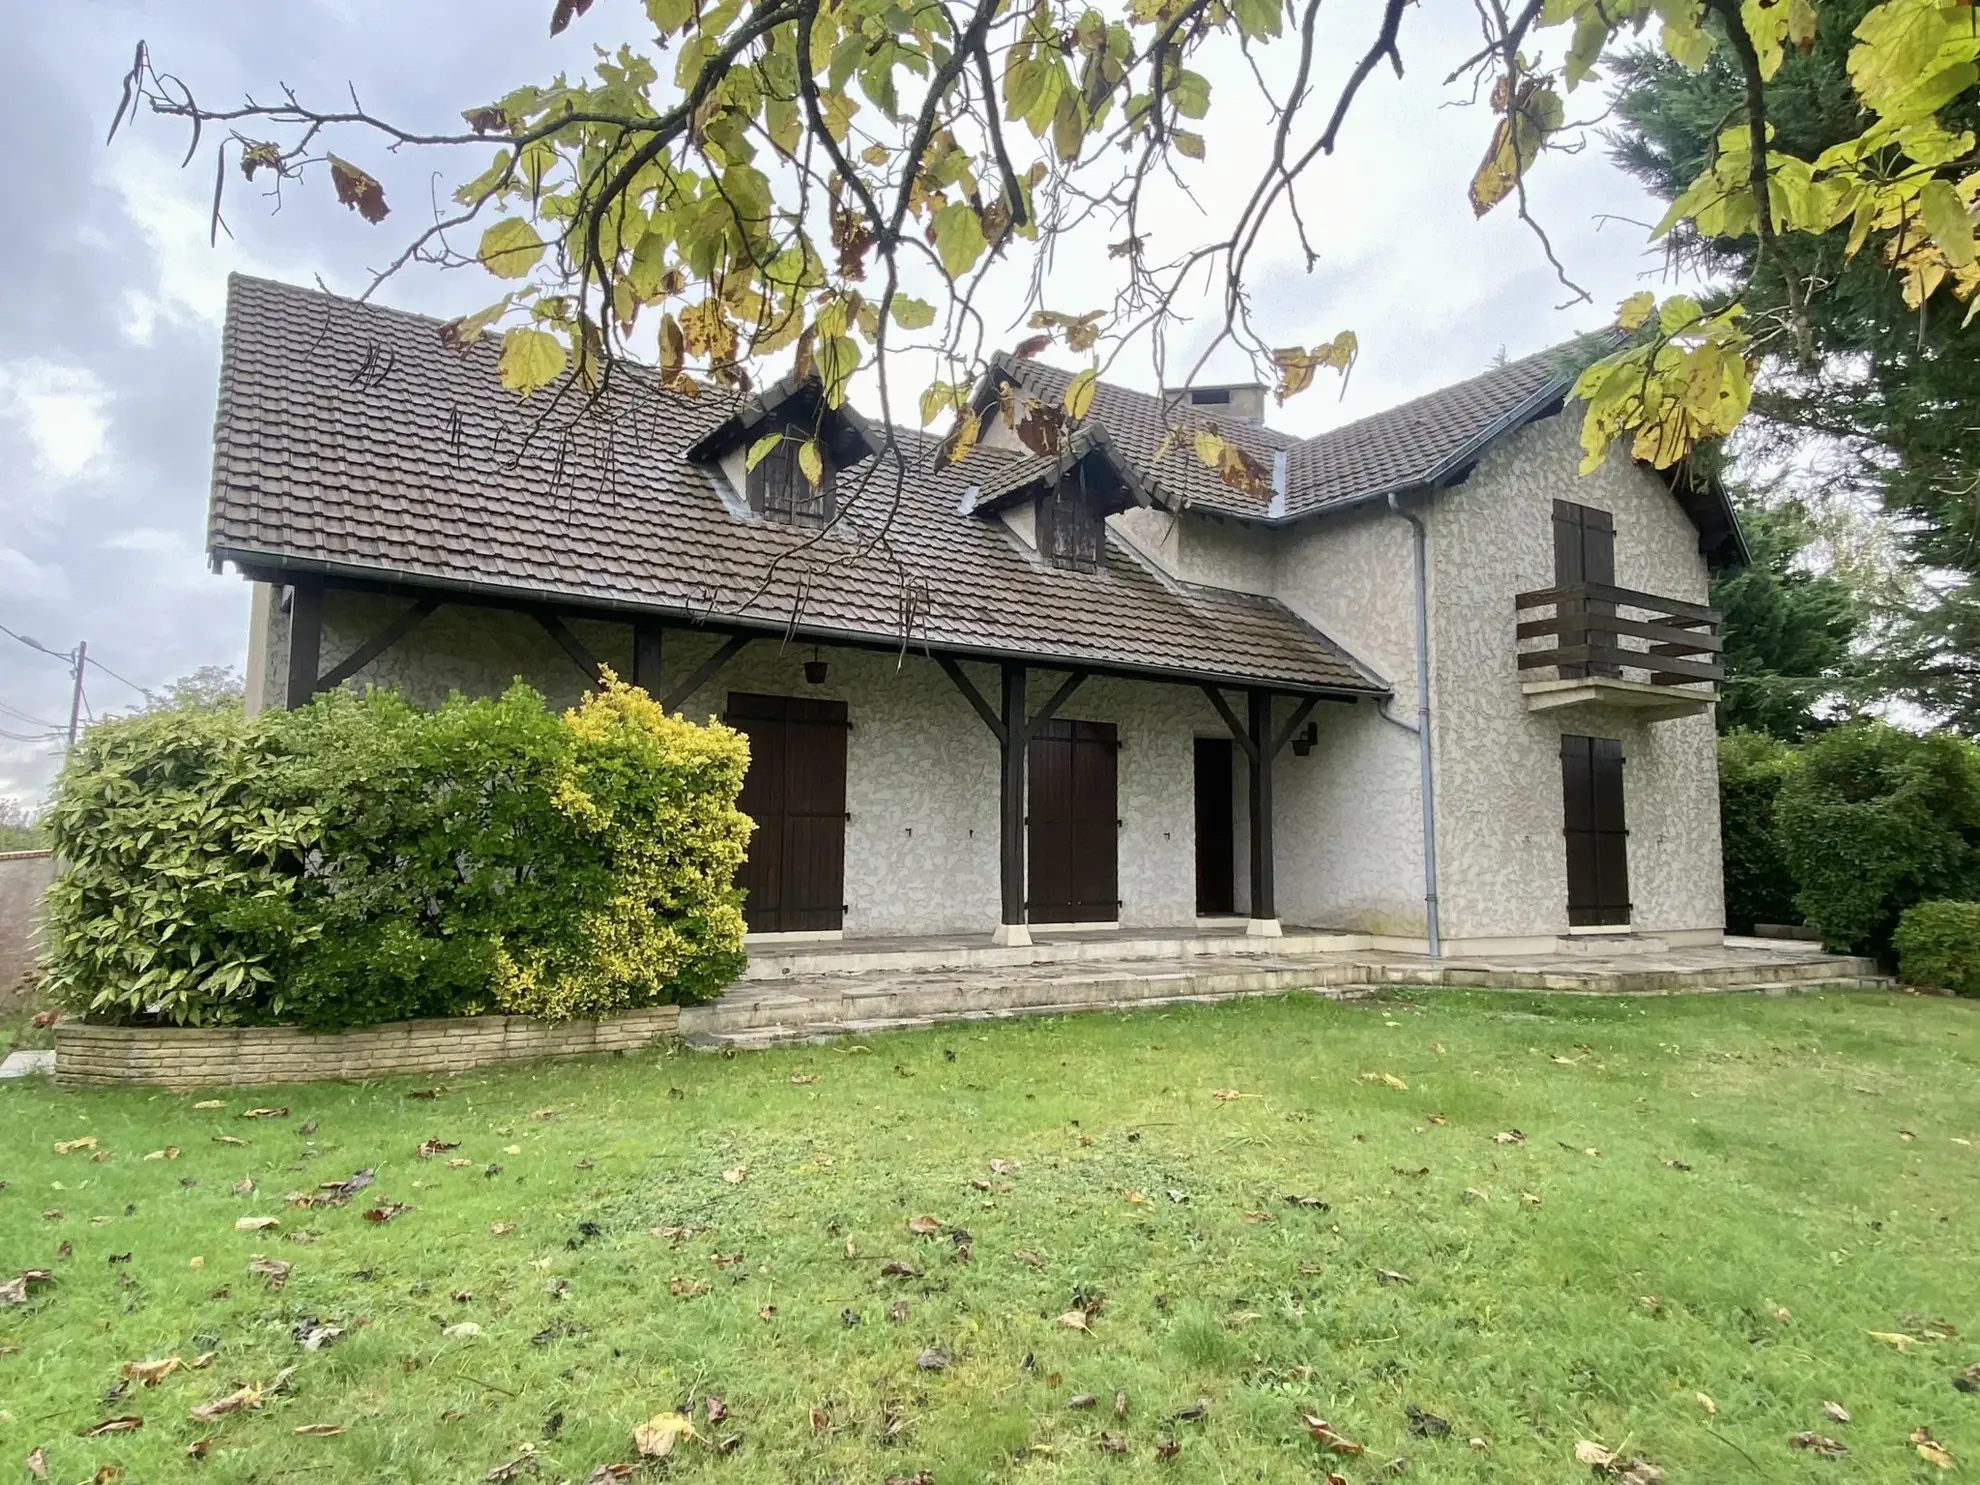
[0,0,1676,807]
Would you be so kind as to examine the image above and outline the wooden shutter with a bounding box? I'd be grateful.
[747,430,835,527]
[1027,719,1119,922]
[1037,481,1101,572]
[726,693,848,932]
[1560,733,1631,927]
[1552,500,1618,678]
[1194,738,1235,915]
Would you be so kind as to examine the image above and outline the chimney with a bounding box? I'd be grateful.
[1168,382,1268,426]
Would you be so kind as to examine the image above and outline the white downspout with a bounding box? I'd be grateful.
[1385,492,1442,958]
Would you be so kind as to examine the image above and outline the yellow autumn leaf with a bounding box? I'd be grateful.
[476,217,546,279]
[797,439,825,487]
[746,432,783,471]
[497,326,567,396]
[1063,367,1098,420]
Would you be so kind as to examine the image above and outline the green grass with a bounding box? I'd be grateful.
[3,989,1978,1483]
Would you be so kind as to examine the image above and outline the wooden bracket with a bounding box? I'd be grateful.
[317,598,439,692]
[532,609,603,686]
[663,633,753,712]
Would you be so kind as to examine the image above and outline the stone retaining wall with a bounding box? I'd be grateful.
[0,850,56,1005]
[55,1006,680,1089]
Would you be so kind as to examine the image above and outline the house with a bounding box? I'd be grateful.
[209,275,1744,956]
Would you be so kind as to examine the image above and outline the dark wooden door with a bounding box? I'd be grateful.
[1027,719,1119,923]
[726,693,848,933]
[1194,737,1235,915]
[1553,499,1618,678]
[1560,734,1630,927]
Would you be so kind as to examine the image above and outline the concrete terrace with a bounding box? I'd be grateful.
[681,930,1888,1049]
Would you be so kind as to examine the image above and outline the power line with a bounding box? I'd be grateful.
[0,621,73,664]
[84,652,152,700]
[0,700,62,728]
[0,725,64,744]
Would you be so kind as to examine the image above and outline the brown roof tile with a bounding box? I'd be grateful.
[208,275,1380,695]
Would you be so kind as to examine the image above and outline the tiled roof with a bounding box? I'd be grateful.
[207,275,1381,696]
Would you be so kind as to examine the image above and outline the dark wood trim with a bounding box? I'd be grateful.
[1513,581,1720,624]
[317,598,439,691]
[1516,646,1724,684]
[1199,685,1258,761]
[663,633,753,712]
[1515,612,1723,653]
[285,575,324,710]
[937,656,1006,744]
[999,663,1028,928]
[633,618,666,695]
[1271,695,1321,759]
[1026,670,1090,741]
[532,609,603,685]
[1246,688,1276,921]
[221,555,1380,703]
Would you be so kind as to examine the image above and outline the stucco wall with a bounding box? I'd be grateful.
[0,850,56,1003]
[265,588,1244,936]
[1423,411,1724,942]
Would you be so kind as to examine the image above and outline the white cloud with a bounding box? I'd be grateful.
[0,360,111,482]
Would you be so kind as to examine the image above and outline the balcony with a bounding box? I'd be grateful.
[1513,582,1722,721]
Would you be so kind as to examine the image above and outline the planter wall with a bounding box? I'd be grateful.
[54,1005,680,1089]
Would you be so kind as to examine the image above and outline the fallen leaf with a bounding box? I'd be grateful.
[294,1320,343,1351]
[880,1260,921,1278]
[189,1384,261,1422]
[122,1358,182,1387]
[241,1107,288,1120]
[790,1073,819,1085]
[1068,1393,1097,1409]
[361,1203,412,1223]
[503,1145,521,1156]
[1521,1192,1543,1205]
[143,1148,180,1161]
[1694,1391,1716,1415]
[1464,1186,1490,1202]
[1494,1130,1525,1144]
[720,1168,747,1184]
[490,1222,516,1236]
[235,1217,279,1232]
[759,1305,777,1319]
[669,1277,708,1297]
[185,1437,212,1460]
[293,1424,342,1436]
[1242,1210,1273,1223]
[1123,1189,1148,1204]
[1376,1268,1412,1285]
[809,1406,830,1433]
[1100,1432,1127,1452]
[1790,1432,1847,1457]
[1210,1089,1248,1102]
[417,1139,460,1159]
[1654,1152,1693,1170]
[1407,1404,1451,1437]
[1057,1310,1091,1332]
[26,1447,47,1479]
[191,1351,217,1368]
[988,1158,1022,1175]
[1900,1129,1916,1141]
[212,1136,248,1148]
[1915,1426,1955,1468]
[916,1347,949,1371]
[442,1322,482,1339]
[483,1446,537,1481]
[1302,1415,1365,1455]
[53,1137,98,1155]
[193,1100,224,1110]
[1821,1400,1850,1423]
[906,1215,943,1234]
[405,1088,444,1100]
[581,1467,634,1484]
[1871,1331,1917,1349]
[82,1418,143,1437]
[1155,1437,1180,1459]
[1284,1194,1329,1209]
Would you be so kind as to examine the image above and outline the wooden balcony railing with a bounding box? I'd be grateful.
[1513,582,1723,692]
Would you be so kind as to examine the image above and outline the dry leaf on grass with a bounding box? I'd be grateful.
[1914,1427,1955,1469]
[1790,1432,1847,1456]
[1057,1310,1091,1332]
[25,1447,47,1479]
[1694,1392,1716,1415]
[1575,1439,1663,1482]
[1356,1072,1408,1090]
[1301,1415,1364,1455]
[809,1406,830,1434]
[81,1418,143,1437]
[121,1358,182,1387]
[1821,1400,1850,1423]
[212,1136,248,1148]
[916,1348,949,1371]
[880,1261,921,1278]
[581,1466,633,1484]
[720,1168,747,1184]
[1494,1130,1525,1144]
[361,1203,412,1224]
[247,1256,291,1291]
[143,1147,179,1161]
[193,1100,224,1110]
[1870,1330,1917,1349]
[790,1073,819,1085]
[1375,1268,1412,1285]
[293,1424,342,1436]
[241,1108,287,1120]
[416,1139,460,1159]
[189,1384,262,1422]
[1,1271,54,1305]
[906,1215,943,1234]
[1210,1089,1253,1102]
[234,1217,279,1232]
[1284,1193,1328,1209]
[490,1222,516,1236]
[633,1413,695,1460]
[53,1137,98,1155]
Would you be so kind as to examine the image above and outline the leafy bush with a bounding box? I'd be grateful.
[41,706,317,1025]
[1893,900,1980,996]
[42,676,750,1029]
[1717,729,1800,935]
[1772,722,1980,961]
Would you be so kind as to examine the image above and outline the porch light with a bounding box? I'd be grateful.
[1290,720,1318,757]
[803,647,829,685]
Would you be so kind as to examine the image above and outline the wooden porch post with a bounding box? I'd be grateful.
[285,575,324,710]
[632,618,665,696]
[1245,687,1281,936]
[996,662,1030,946]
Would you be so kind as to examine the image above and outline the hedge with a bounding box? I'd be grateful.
[41,676,751,1029]
[1771,721,1980,962]
[1717,729,1800,936]
[1893,900,1980,996]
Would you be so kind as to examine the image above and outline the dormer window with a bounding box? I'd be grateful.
[1037,478,1102,572]
[748,429,835,528]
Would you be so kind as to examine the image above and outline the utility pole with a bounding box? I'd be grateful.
[66,640,86,751]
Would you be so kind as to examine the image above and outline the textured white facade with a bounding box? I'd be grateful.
[242,407,1724,947]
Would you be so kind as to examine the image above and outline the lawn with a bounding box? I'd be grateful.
[2,988,1977,1484]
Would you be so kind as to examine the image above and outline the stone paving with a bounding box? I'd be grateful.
[0,1049,55,1079]
[683,933,1887,1049]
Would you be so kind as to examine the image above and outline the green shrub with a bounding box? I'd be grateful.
[1717,729,1800,935]
[42,676,750,1029]
[41,705,317,1025]
[1894,900,1980,995]
[1772,722,1980,960]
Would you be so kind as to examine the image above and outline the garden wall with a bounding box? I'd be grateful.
[0,849,55,1003]
[54,1005,679,1089]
